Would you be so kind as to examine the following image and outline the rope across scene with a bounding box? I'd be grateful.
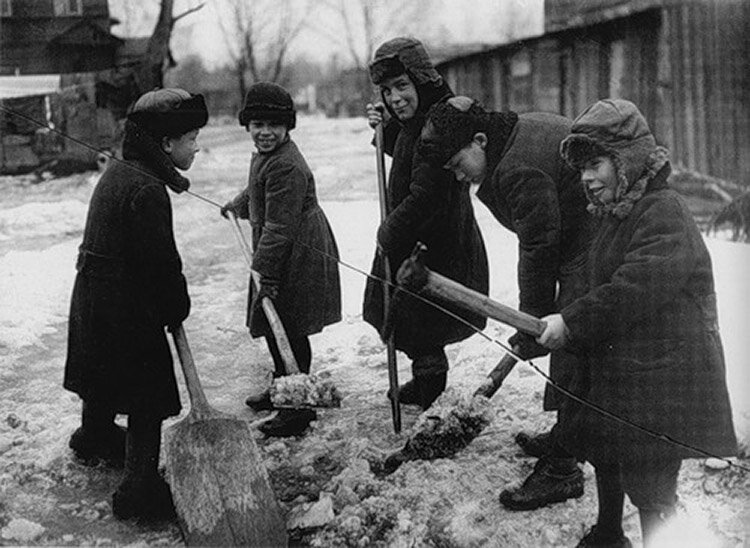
[1,103,745,472]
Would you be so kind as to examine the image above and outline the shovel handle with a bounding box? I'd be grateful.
[171,325,211,415]
[473,346,520,399]
[376,121,401,434]
[229,217,300,374]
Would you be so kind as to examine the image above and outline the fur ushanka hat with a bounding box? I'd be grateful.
[368,37,442,86]
[238,82,296,129]
[560,99,663,219]
[127,88,208,140]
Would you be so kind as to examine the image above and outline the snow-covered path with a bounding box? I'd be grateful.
[0,116,747,546]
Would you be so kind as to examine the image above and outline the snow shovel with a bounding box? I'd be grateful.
[374,245,546,475]
[228,216,341,409]
[164,325,288,546]
[375,115,402,434]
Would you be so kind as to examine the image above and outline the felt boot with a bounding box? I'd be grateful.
[258,408,316,437]
[416,372,447,410]
[499,457,584,510]
[387,378,420,406]
[69,400,126,467]
[112,414,175,521]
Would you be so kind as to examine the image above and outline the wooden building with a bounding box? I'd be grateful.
[435,0,750,186]
[0,0,121,75]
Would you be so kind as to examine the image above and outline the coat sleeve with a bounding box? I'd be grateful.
[130,184,190,326]
[251,158,306,281]
[562,196,698,346]
[229,187,250,219]
[501,167,561,318]
[377,152,450,260]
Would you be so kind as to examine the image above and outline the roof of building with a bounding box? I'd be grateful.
[544,0,666,33]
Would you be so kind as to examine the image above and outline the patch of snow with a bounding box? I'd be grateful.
[1,518,45,542]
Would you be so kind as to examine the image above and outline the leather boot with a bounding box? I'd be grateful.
[69,400,125,467]
[387,378,420,406]
[499,457,584,510]
[416,372,447,410]
[112,414,175,521]
[258,408,316,437]
[515,430,553,458]
[576,526,632,548]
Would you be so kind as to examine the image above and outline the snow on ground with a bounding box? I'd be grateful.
[0,115,747,546]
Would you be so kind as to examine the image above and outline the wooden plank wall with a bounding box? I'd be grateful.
[437,1,749,185]
[661,1,749,185]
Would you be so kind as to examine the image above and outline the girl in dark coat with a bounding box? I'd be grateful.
[64,88,208,520]
[538,99,737,547]
[419,97,593,510]
[363,37,489,410]
[222,82,341,436]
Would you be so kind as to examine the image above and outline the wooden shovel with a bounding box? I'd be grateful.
[229,216,299,374]
[164,325,287,546]
[375,117,401,434]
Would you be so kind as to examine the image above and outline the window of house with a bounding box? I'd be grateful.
[0,0,12,17]
[53,0,83,16]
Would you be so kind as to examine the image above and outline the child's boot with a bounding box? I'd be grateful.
[258,408,316,437]
[387,378,421,406]
[416,372,447,410]
[112,414,175,521]
[69,400,126,467]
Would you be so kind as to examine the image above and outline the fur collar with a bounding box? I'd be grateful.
[587,146,670,219]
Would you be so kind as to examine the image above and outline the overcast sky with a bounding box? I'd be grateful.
[109,0,544,69]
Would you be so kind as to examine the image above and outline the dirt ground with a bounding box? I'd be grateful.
[0,117,747,547]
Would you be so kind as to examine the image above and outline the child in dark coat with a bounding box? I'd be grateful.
[419,97,593,511]
[64,88,208,520]
[363,37,489,410]
[221,82,341,437]
[538,99,737,547]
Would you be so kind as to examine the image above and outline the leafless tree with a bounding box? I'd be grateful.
[214,0,312,101]
[134,0,205,93]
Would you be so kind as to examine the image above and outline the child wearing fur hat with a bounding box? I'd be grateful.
[419,96,593,511]
[64,88,208,520]
[537,99,736,547]
[363,37,489,411]
[221,82,341,437]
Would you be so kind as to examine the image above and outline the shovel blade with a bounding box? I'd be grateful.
[165,415,287,547]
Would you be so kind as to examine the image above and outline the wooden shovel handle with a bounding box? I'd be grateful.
[229,217,300,374]
[171,325,211,416]
[423,271,547,338]
[376,120,401,434]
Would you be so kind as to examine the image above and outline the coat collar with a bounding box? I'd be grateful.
[121,120,191,193]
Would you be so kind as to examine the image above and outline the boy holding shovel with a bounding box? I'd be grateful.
[221,82,342,437]
[64,88,208,520]
[418,97,594,510]
[538,99,736,547]
[363,37,489,411]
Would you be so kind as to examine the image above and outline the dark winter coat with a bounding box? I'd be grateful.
[475,112,593,409]
[64,122,190,418]
[558,99,736,464]
[561,164,737,464]
[362,83,489,357]
[229,138,341,338]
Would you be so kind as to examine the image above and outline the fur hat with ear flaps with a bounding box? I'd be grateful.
[127,88,208,140]
[560,98,666,219]
[418,96,518,170]
[368,37,442,86]
[238,82,296,129]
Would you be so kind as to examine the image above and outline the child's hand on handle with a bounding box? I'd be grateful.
[366,102,387,129]
[536,313,569,350]
[220,201,236,219]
